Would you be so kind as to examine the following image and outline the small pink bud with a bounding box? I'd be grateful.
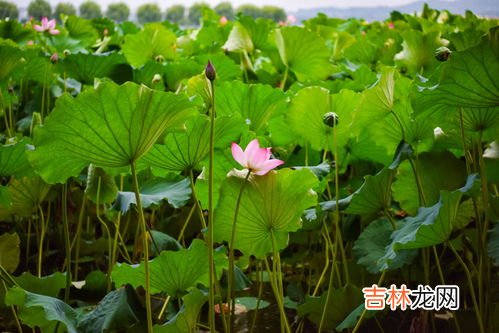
[50,52,58,63]
[219,16,228,25]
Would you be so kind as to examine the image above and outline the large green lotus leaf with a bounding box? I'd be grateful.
[343,131,392,167]
[153,288,207,333]
[122,23,177,68]
[21,49,54,85]
[58,52,132,85]
[238,16,274,51]
[354,67,396,128]
[114,177,191,213]
[5,287,78,333]
[297,285,363,331]
[163,60,204,91]
[0,185,11,216]
[214,169,318,258]
[29,81,194,184]
[112,239,226,297]
[194,149,240,210]
[0,39,22,82]
[412,28,499,115]
[9,176,51,216]
[381,175,478,268]
[273,26,334,81]
[0,20,32,43]
[77,286,144,333]
[287,87,359,152]
[222,22,253,53]
[488,223,499,266]
[346,168,395,215]
[14,272,66,297]
[85,164,118,204]
[215,81,286,133]
[65,16,99,48]
[0,232,20,273]
[392,151,468,215]
[353,219,417,274]
[142,115,246,172]
[0,139,34,178]
[394,29,444,76]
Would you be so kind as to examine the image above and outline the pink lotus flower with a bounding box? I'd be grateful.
[286,15,297,24]
[34,17,60,35]
[387,22,395,29]
[231,139,284,175]
[219,16,228,25]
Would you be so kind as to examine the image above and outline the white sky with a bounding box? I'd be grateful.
[13,0,445,12]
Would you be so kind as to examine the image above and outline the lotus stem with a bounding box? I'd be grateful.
[227,169,251,332]
[61,184,71,303]
[131,162,153,333]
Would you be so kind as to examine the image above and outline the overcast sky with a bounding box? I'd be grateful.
[13,0,449,12]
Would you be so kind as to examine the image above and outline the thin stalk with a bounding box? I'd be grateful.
[263,255,291,333]
[72,195,86,279]
[432,246,461,333]
[189,169,207,229]
[131,162,153,333]
[2,280,22,333]
[158,295,171,320]
[177,204,196,245]
[352,271,387,333]
[37,204,47,277]
[312,228,330,296]
[96,177,113,292]
[249,261,264,333]
[26,219,32,271]
[62,184,71,303]
[476,132,491,326]
[227,170,251,332]
[280,66,289,90]
[207,76,217,332]
[448,241,484,333]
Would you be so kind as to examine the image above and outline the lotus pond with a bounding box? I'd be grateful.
[0,5,498,333]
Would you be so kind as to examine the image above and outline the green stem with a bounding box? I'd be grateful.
[352,271,387,333]
[207,78,217,332]
[264,243,291,333]
[227,169,251,332]
[280,66,289,90]
[62,184,71,303]
[2,280,22,333]
[37,204,47,278]
[177,204,196,245]
[72,195,86,280]
[189,169,207,229]
[249,261,264,333]
[131,162,153,333]
[448,241,484,333]
[432,246,461,333]
[96,177,113,292]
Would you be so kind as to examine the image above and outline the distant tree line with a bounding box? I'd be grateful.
[0,0,287,25]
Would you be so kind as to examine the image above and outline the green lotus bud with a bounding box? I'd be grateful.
[205,60,216,81]
[155,55,165,63]
[435,46,451,61]
[323,112,339,128]
[63,49,71,56]
[152,74,162,84]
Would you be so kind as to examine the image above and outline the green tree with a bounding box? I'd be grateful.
[165,5,185,24]
[214,2,234,20]
[79,1,102,19]
[54,2,76,20]
[27,0,51,19]
[236,4,263,19]
[261,6,286,22]
[137,3,162,24]
[0,1,18,20]
[106,2,130,22]
[187,3,211,25]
